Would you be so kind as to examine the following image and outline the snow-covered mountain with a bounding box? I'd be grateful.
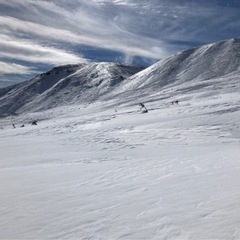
[114,37,240,95]
[0,62,144,116]
[0,37,240,117]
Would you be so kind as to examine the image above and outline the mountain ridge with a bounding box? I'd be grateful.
[0,62,144,116]
[0,37,240,116]
[114,37,240,93]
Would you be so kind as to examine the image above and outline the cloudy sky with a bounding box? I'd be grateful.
[0,0,240,87]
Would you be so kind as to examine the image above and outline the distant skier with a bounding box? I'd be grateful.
[31,120,37,125]
[139,103,148,113]
[12,124,16,128]
[171,100,179,105]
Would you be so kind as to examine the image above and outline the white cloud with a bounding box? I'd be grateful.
[0,2,181,55]
[0,34,85,65]
[0,61,34,75]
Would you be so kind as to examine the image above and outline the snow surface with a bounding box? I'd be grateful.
[0,38,240,239]
[0,83,240,239]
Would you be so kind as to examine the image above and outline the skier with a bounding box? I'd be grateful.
[139,103,148,113]
[31,120,37,125]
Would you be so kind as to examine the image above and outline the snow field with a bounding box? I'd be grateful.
[0,89,240,239]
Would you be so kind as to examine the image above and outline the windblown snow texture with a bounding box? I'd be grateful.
[0,37,240,239]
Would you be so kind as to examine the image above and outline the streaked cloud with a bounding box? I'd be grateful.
[0,35,84,65]
[0,0,240,86]
[0,62,34,75]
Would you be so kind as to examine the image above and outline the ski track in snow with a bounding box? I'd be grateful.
[0,87,240,239]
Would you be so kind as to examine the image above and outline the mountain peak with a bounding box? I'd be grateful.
[114,37,240,93]
[0,62,144,115]
[0,37,240,116]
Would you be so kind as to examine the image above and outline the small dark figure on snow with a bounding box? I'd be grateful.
[139,103,148,113]
[12,124,16,128]
[20,124,25,128]
[171,100,179,105]
[31,120,37,125]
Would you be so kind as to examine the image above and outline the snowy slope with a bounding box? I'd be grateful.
[115,38,240,91]
[1,38,240,117]
[0,62,143,116]
[91,38,239,119]
[0,38,240,239]
[0,81,240,239]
